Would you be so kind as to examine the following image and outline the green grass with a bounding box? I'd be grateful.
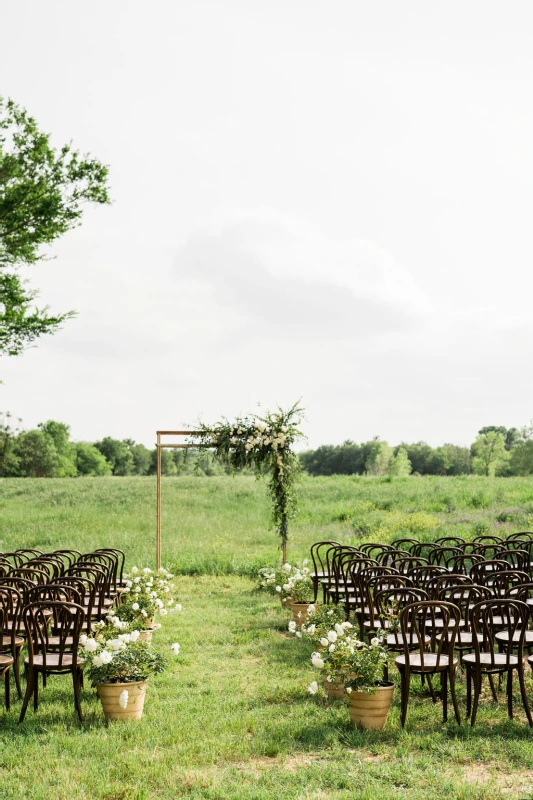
[2,475,533,799]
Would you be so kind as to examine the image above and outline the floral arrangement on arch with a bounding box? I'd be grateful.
[118,566,181,628]
[194,403,304,562]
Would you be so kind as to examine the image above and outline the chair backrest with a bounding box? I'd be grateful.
[495,547,529,572]
[406,565,447,591]
[489,570,530,597]
[434,536,465,548]
[49,576,96,632]
[427,573,473,600]
[96,548,126,585]
[0,552,26,568]
[0,576,36,605]
[390,556,429,576]
[445,553,483,574]
[472,535,503,545]
[310,541,341,578]
[399,600,461,668]
[373,587,429,642]
[10,566,49,585]
[22,601,85,670]
[437,583,491,627]
[470,560,511,585]
[0,586,22,648]
[26,557,63,581]
[390,538,420,554]
[27,584,82,606]
[506,531,533,542]
[15,549,43,559]
[51,550,81,569]
[428,546,463,566]
[469,599,530,665]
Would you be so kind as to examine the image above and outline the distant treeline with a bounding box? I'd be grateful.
[0,417,236,478]
[3,417,533,479]
[300,425,533,478]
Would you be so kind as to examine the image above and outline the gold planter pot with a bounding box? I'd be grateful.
[97,680,148,721]
[346,681,394,730]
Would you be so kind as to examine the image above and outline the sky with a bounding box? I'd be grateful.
[1,1,533,449]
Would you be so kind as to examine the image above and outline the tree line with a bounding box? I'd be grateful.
[300,425,533,478]
[0,416,233,478]
[3,418,533,479]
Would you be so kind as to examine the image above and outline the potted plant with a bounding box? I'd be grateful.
[290,603,350,647]
[308,628,394,728]
[258,562,294,607]
[118,566,181,640]
[283,562,315,623]
[80,620,178,721]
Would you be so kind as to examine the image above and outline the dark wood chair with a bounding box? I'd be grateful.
[463,599,533,727]
[395,600,461,727]
[0,587,24,699]
[19,601,86,723]
[310,541,341,602]
[0,600,15,710]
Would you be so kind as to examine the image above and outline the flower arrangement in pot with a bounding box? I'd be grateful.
[80,617,178,721]
[289,603,349,645]
[257,562,294,607]
[119,567,181,641]
[308,627,394,728]
[282,561,314,623]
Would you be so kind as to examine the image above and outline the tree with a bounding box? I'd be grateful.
[94,438,134,476]
[509,424,533,476]
[389,446,412,477]
[0,97,110,356]
[75,443,112,476]
[126,441,152,475]
[38,420,76,476]
[471,432,510,477]
[478,426,519,451]
[149,448,177,476]
[0,410,21,476]
[365,439,392,476]
[12,429,60,477]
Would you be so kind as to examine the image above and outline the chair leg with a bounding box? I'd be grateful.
[426,674,437,703]
[72,669,83,723]
[517,664,533,727]
[507,669,513,720]
[13,650,22,700]
[400,669,411,728]
[19,668,34,723]
[449,668,461,726]
[441,672,448,722]
[34,669,39,712]
[488,673,498,703]
[466,668,471,717]
[471,672,482,727]
[4,668,10,712]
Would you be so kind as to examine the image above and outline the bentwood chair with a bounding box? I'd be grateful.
[463,599,533,727]
[310,541,341,602]
[0,587,24,699]
[19,601,86,723]
[0,599,16,709]
[395,600,461,727]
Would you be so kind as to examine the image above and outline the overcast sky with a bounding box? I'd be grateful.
[1,1,533,449]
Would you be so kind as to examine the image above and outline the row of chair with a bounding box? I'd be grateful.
[0,547,126,722]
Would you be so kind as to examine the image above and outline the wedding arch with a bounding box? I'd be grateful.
[155,404,304,569]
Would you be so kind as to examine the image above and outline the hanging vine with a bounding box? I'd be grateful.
[192,403,305,563]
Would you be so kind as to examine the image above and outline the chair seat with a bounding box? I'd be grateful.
[0,635,24,649]
[463,652,519,667]
[395,652,457,671]
[47,636,75,648]
[24,654,85,669]
[387,633,431,648]
[0,654,14,668]
[425,618,466,629]
[495,630,533,645]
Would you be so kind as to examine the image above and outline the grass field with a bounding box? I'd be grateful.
[1,475,533,799]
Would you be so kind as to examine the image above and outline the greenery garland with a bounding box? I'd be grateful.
[193,403,305,563]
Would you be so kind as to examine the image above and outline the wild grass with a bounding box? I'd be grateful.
[1,476,533,798]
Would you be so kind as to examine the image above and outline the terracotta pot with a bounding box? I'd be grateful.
[138,629,153,643]
[323,672,357,700]
[290,602,313,625]
[346,681,394,730]
[97,680,148,720]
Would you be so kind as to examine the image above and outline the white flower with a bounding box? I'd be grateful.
[282,563,292,573]
[371,638,379,646]
[79,634,87,646]
[320,637,329,647]
[119,690,129,709]
[174,604,182,612]
[171,643,180,655]
[295,631,302,638]
[155,623,162,629]
[307,604,315,616]
[84,638,98,653]
[132,602,140,611]
[306,624,316,635]
[134,586,141,593]
[342,621,353,629]
[283,583,290,592]
[131,567,138,573]
[308,681,319,695]
[334,624,345,636]
[346,687,353,694]
[107,639,124,651]
[327,610,334,616]
[275,586,282,593]
[141,609,148,617]
[118,634,130,643]
[143,568,152,574]
[311,654,325,669]
[288,621,297,633]
[99,650,113,664]
[155,599,164,609]
[129,630,140,642]
[133,577,141,584]
[159,608,168,616]
[327,631,337,643]
[329,644,336,652]
[92,655,103,668]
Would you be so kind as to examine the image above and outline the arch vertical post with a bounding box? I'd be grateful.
[156,432,162,570]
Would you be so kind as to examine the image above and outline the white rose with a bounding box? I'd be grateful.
[129,630,140,642]
[118,690,129,709]
[132,603,140,611]
[346,687,353,694]
[92,655,103,668]
[84,638,98,653]
[171,643,180,655]
[327,631,338,643]
[311,654,325,669]
[329,644,336,652]
[288,621,296,633]
[99,650,113,664]
[320,637,329,647]
[308,681,318,695]
[371,638,379,646]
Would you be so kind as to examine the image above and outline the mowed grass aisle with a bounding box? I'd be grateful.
[1,576,533,799]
